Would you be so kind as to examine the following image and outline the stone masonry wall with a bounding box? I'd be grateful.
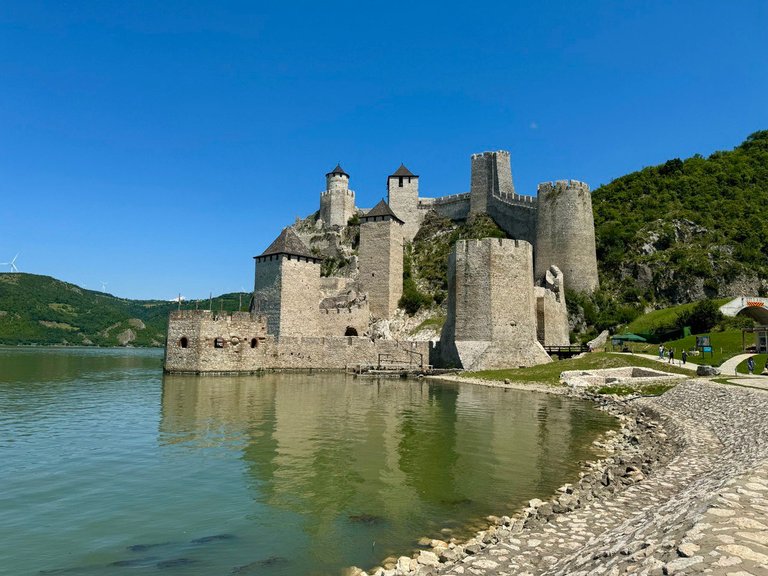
[535,180,599,293]
[253,255,321,337]
[359,217,403,319]
[319,188,356,228]
[535,287,570,346]
[165,310,269,373]
[470,151,514,215]
[164,309,429,372]
[439,238,551,370]
[317,301,370,337]
[388,175,420,241]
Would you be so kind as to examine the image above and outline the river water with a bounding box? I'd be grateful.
[0,347,617,575]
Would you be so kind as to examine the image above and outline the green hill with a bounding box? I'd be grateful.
[593,130,768,307]
[0,273,249,347]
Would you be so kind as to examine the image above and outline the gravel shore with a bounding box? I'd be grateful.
[359,377,768,576]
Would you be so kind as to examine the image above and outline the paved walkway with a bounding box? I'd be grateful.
[720,353,758,376]
[383,380,768,576]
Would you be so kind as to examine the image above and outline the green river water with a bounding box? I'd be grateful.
[0,347,617,575]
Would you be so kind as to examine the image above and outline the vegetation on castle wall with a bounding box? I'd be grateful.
[406,212,507,313]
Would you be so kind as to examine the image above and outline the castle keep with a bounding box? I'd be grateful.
[164,149,598,373]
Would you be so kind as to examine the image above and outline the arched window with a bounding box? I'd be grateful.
[214,337,224,349]
[250,338,258,348]
[180,337,188,348]
[344,326,358,336]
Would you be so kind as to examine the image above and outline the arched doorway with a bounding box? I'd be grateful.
[344,326,358,336]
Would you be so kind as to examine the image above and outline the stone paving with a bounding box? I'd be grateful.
[365,379,768,576]
[432,380,768,576]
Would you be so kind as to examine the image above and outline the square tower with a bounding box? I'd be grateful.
[358,200,404,319]
[253,228,322,337]
[387,164,420,242]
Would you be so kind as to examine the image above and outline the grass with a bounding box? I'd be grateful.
[624,298,730,334]
[611,328,746,367]
[735,353,767,375]
[596,383,675,396]
[466,352,691,386]
[410,315,446,335]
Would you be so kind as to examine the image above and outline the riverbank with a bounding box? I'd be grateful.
[357,376,768,575]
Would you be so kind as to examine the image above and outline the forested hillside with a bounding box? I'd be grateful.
[592,130,768,307]
[0,274,248,346]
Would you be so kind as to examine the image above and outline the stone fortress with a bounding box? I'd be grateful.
[164,150,599,373]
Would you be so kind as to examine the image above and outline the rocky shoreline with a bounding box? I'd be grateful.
[349,377,768,576]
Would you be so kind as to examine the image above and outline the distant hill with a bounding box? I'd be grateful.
[592,130,768,306]
[0,273,249,346]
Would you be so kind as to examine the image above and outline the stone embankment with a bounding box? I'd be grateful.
[353,379,768,576]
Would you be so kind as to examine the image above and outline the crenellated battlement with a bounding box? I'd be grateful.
[170,309,266,323]
[470,150,511,161]
[537,179,590,195]
[320,188,355,198]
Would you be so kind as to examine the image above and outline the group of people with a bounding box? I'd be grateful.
[658,344,688,365]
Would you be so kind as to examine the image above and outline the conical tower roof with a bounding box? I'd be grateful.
[362,199,404,224]
[326,163,349,177]
[256,228,319,261]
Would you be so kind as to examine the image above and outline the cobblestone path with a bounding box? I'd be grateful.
[435,380,768,576]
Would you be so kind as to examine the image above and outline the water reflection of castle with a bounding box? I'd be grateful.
[159,374,603,560]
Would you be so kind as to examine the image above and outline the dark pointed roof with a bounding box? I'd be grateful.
[256,228,320,261]
[362,199,404,224]
[326,163,349,177]
[390,163,417,177]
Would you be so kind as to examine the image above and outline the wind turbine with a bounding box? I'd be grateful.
[1,253,19,272]
[100,281,109,292]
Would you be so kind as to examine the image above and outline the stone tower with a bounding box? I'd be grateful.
[358,200,404,319]
[534,180,599,294]
[252,228,321,337]
[319,164,356,228]
[387,164,420,242]
[439,238,551,370]
[469,151,515,215]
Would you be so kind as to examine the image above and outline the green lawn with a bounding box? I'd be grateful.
[466,352,691,386]
[624,298,730,334]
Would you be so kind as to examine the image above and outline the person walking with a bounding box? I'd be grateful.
[668,348,674,364]
[747,357,755,375]
[682,349,687,365]
[659,344,665,359]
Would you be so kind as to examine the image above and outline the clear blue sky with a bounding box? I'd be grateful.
[1,1,766,300]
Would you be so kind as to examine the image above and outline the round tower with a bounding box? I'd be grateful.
[534,180,599,294]
[319,164,356,228]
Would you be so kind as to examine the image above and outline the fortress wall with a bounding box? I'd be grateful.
[359,218,403,319]
[164,310,269,373]
[535,180,599,293]
[534,287,570,346]
[486,196,537,244]
[317,301,370,336]
[164,310,429,372]
[439,238,551,370]
[427,194,471,221]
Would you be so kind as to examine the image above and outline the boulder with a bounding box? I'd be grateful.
[696,365,721,376]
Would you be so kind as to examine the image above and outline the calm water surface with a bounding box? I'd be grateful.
[0,347,617,575]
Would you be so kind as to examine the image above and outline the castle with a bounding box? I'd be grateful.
[164,150,598,373]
